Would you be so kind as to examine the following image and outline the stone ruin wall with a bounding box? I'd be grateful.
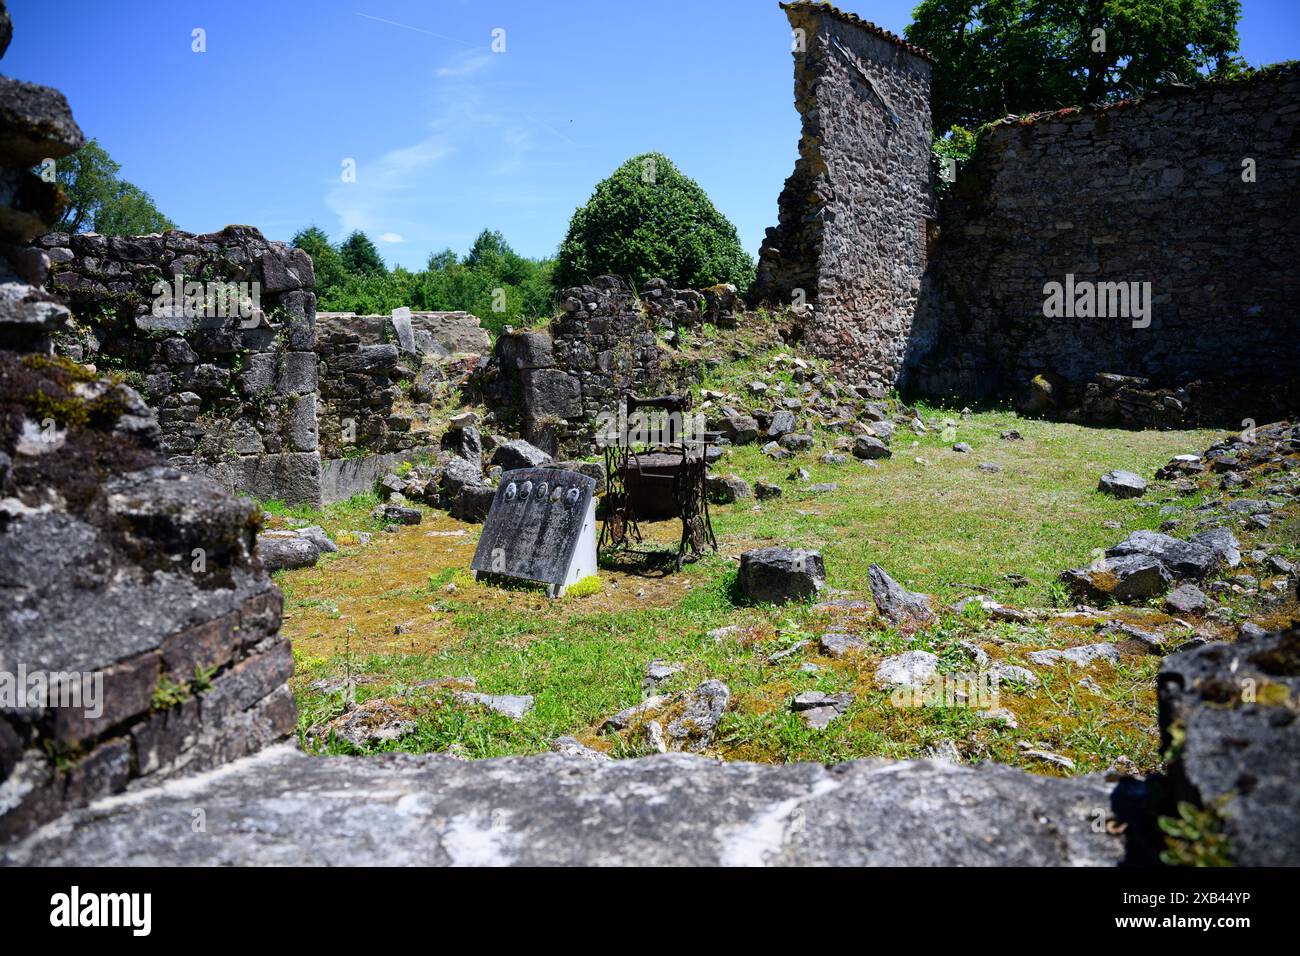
[34,230,494,505]
[37,226,325,505]
[762,4,1300,426]
[314,309,488,460]
[911,65,1300,424]
[483,277,738,457]
[0,38,295,843]
[755,2,935,391]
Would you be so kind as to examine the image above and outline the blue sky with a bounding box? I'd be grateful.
[6,0,1298,269]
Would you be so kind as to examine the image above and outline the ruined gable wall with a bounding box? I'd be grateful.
[755,3,934,389]
[910,66,1300,416]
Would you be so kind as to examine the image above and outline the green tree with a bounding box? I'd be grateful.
[426,248,458,271]
[906,0,1244,132]
[52,138,173,235]
[291,226,349,293]
[338,230,387,276]
[309,226,555,334]
[554,152,754,293]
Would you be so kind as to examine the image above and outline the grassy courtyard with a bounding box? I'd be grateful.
[260,396,1297,778]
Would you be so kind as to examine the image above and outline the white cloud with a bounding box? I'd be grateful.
[322,43,582,268]
[436,52,494,78]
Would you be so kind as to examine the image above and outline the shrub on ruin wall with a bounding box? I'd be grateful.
[554,153,754,294]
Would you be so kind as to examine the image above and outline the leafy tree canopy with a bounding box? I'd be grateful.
[291,226,349,291]
[52,138,174,235]
[906,0,1245,132]
[298,226,554,335]
[338,230,387,277]
[554,152,754,293]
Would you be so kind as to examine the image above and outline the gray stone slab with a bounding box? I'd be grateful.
[319,445,440,504]
[0,745,1134,866]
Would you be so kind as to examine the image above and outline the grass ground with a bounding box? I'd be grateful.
[262,396,1297,778]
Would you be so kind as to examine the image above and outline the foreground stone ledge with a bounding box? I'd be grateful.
[1,745,1136,866]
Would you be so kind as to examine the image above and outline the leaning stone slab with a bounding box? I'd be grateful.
[868,564,934,626]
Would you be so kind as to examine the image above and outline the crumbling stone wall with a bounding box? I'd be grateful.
[486,277,666,453]
[910,65,1300,423]
[755,2,934,389]
[37,226,323,505]
[0,37,294,844]
[314,309,487,460]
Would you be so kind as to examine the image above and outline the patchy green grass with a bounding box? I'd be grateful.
[272,394,1272,778]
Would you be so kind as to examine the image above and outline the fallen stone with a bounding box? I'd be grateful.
[766,641,807,664]
[952,442,972,454]
[738,547,825,604]
[601,696,672,733]
[1099,470,1147,498]
[791,691,853,729]
[255,534,319,571]
[0,744,1136,865]
[295,525,337,554]
[665,680,730,751]
[767,409,797,438]
[491,439,552,471]
[643,660,682,690]
[1020,748,1076,772]
[372,504,422,525]
[818,632,867,658]
[1164,583,1208,615]
[309,698,415,749]
[710,414,759,445]
[1188,528,1242,568]
[550,737,609,761]
[1061,553,1172,603]
[874,651,939,690]
[754,479,783,500]
[454,692,534,720]
[852,435,891,460]
[1027,643,1121,667]
[989,663,1039,689]
[450,485,495,523]
[1106,530,1217,579]
[706,474,752,503]
[1157,625,1300,866]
